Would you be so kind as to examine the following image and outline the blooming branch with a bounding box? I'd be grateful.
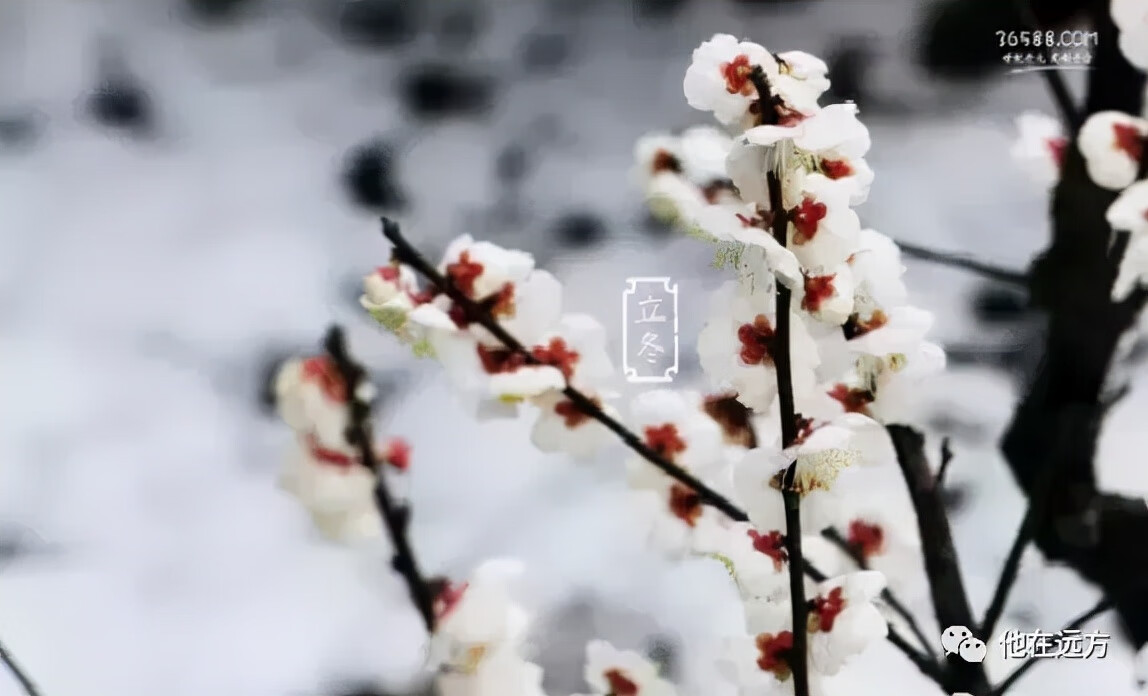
[322,325,437,633]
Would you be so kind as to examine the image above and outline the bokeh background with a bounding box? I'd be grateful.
[2,0,1147,694]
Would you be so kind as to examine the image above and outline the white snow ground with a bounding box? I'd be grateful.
[1,0,1147,695]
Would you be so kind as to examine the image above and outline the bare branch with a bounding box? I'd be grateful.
[0,638,41,696]
[888,425,989,694]
[893,239,1029,287]
[935,437,954,490]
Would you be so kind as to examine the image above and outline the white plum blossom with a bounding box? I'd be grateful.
[429,559,532,673]
[692,520,790,601]
[278,437,383,542]
[683,34,781,127]
[733,412,896,534]
[1112,0,1148,70]
[1078,111,1147,190]
[437,648,548,696]
[693,203,803,289]
[805,571,889,675]
[575,640,678,696]
[787,172,863,269]
[1010,111,1067,188]
[275,355,370,450]
[361,263,426,340]
[773,50,831,116]
[1108,180,1148,300]
[530,391,618,458]
[794,262,856,326]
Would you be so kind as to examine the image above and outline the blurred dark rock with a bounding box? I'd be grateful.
[552,211,608,247]
[519,31,573,74]
[183,0,254,22]
[495,143,531,185]
[823,36,874,107]
[86,77,153,133]
[631,0,691,20]
[918,0,1028,81]
[972,284,1030,324]
[437,4,485,51]
[0,109,43,149]
[397,63,495,119]
[342,140,407,211]
[337,0,419,49]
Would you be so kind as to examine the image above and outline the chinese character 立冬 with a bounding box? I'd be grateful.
[637,331,665,363]
[636,296,667,323]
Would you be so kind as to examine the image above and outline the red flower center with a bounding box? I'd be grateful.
[821,158,853,179]
[737,314,777,365]
[1047,137,1068,168]
[755,631,794,678]
[721,54,756,96]
[651,149,683,174]
[827,383,875,414]
[433,581,469,622]
[446,251,484,297]
[604,669,639,696]
[381,438,411,471]
[747,529,788,570]
[301,356,348,402]
[810,586,846,632]
[306,434,356,469]
[531,337,580,381]
[644,423,688,459]
[376,265,401,282]
[1113,123,1144,162]
[801,273,838,313]
[842,309,889,340]
[847,520,885,560]
[791,197,827,244]
[554,398,594,428]
[668,484,702,526]
[476,345,528,374]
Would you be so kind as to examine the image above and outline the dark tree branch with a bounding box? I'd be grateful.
[1012,0,1081,130]
[935,437,954,489]
[323,326,437,633]
[889,425,990,694]
[0,638,40,696]
[990,598,1114,695]
[1001,0,1148,654]
[379,216,938,685]
[980,417,1074,642]
[893,239,1029,287]
[821,528,941,665]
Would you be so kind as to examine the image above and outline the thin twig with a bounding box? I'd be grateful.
[0,638,41,696]
[893,239,1029,287]
[821,528,941,665]
[323,325,437,633]
[378,217,944,686]
[1011,0,1081,131]
[935,437,954,490]
[888,425,989,694]
[980,416,1074,643]
[990,598,1114,695]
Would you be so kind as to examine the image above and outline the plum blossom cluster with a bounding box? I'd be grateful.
[272,33,951,696]
[274,354,410,541]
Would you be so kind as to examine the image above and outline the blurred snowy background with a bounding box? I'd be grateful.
[2,0,1147,694]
